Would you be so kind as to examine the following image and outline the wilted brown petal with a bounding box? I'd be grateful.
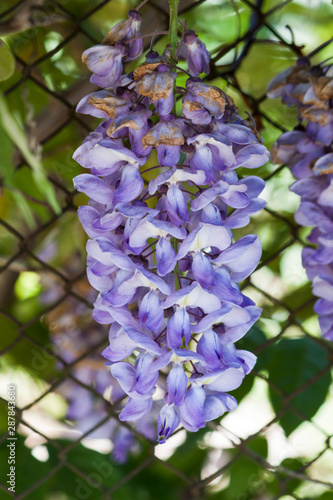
[286,65,312,85]
[142,122,185,147]
[136,72,175,101]
[316,76,333,100]
[300,106,332,126]
[194,82,226,108]
[88,94,129,118]
[133,62,162,80]
[183,98,202,111]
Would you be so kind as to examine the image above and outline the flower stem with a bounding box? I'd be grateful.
[136,0,150,10]
[169,0,180,61]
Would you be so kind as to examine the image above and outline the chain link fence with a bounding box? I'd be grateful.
[0,0,332,499]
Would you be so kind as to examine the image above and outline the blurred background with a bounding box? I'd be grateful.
[0,0,333,499]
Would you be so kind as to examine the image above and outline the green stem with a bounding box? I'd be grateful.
[169,0,180,290]
[169,0,179,61]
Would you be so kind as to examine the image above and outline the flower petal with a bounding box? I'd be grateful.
[157,405,180,443]
[139,291,164,332]
[119,397,153,421]
[179,384,206,432]
[156,237,177,276]
[192,252,215,288]
[167,365,188,406]
[114,165,144,202]
[167,308,191,348]
[204,393,237,421]
[74,174,114,205]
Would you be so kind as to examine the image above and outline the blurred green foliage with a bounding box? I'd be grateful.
[0,0,333,499]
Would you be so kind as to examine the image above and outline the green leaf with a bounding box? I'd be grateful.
[0,95,61,214]
[266,337,332,435]
[220,437,270,500]
[317,493,333,500]
[0,40,15,82]
[0,123,36,227]
[0,435,50,498]
[168,428,209,476]
[268,458,305,495]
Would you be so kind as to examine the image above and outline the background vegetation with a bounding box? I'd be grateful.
[0,0,333,499]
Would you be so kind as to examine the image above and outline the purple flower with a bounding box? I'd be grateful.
[177,29,210,77]
[82,43,127,89]
[142,116,185,165]
[183,79,227,124]
[135,64,176,116]
[73,8,269,448]
[81,10,143,89]
[76,90,133,119]
[157,404,180,443]
[102,10,143,61]
[269,59,333,341]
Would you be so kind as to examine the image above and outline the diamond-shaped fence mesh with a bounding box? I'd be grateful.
[0,1,332,499]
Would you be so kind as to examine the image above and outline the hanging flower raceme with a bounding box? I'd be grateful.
[73,8,269,445]
[268,58,333,341]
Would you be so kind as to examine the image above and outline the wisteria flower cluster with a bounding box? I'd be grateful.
[268,59,333,341]
[73,7,269,443]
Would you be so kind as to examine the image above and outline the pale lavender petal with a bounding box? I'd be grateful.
[77,206,116,239]
[124,327,164,355]
[163,282,221,313]
[82,45,121,75]
[139,291,164,332]
[74,174,114,205]
[110,362,135,393]
[214,235,262,281]
[192,252,215,288]
[166,185,189,226]
[114,165,144,202]
[157,145,180,167]
[191,303,247,334]
[167,365,188,406]
[157,405,180,443]
[239,176,265,198]
[103,330,136,362]
[118,267,171,296]
[225,199,266,228]
[179,384,206,432]
[86,238,135,270]
[235,144,270,169]
[115,202,159,218]
[130,215,187,248]
[156,237,176,276]
[119,397,153,421]
[134,354,159,395]
[201,203,223,225]
[204,393,237,421]
[211,267,242,304]
[177,223,232,258]
[167,308,191,348]
[295,201,333,232]
[312,276,333,300]
[191,181,229,211]
[235,349,257,375]
[197,329,223,370]
[193,366,244,391]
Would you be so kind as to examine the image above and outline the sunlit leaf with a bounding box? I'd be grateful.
[0,40,15,82]
[0,95,61,214]
[0,123,36,227]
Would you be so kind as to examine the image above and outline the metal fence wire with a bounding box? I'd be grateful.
[0,0,332,499]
